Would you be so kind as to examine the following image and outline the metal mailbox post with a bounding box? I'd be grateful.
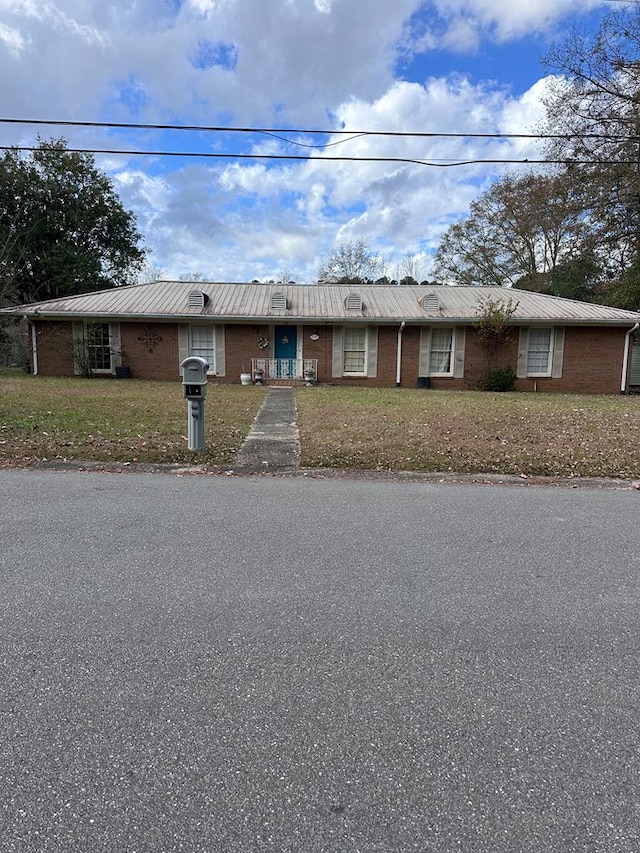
[180,356,209,451]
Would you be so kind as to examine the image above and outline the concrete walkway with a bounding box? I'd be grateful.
[233,388,301,473]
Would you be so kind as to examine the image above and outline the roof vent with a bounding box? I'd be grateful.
[271,291,288,310]
[345,292,363,311]
[188,290,208,309]
[421,292,440,312]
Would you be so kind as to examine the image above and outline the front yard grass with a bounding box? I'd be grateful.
[296,387,640,479]
[1,375,639,478]
[0,374,267,466]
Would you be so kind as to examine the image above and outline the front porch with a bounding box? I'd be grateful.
[251,357,318,385]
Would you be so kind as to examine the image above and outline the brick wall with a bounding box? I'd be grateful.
[33,321,75,376]
[225,324,269,380]
[31,319,630,393]
[121,323,180,381]
[313,324,628,394]
[336,324,514,390]
[515,326,627,395]
[300,326,331,380]
[397,324,500,390]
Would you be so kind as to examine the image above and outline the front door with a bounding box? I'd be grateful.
[274,326,298,378]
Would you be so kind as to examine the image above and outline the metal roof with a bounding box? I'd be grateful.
[4,281,640,325]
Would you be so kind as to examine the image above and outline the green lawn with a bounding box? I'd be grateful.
[1,373,639,478]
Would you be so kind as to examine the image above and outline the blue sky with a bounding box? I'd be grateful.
[0,0,613,283]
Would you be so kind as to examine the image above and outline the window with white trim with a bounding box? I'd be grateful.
[86,323,111,372]
[343,327,367,374]
[527,327,553,376]
[190,325,215,372]
[430,328,453,375]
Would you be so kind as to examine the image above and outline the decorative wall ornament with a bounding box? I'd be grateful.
[138,325,163,354]
[258,336,269,349]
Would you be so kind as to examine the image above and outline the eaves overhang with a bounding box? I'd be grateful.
[7,309,640,327]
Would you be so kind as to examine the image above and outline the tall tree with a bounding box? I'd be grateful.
[317,238,380,283]
[0,139,145,305]
[433,171,592,288]
[393,252,424,286]
[541,5,640,302]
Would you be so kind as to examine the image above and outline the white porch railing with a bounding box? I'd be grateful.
[252,357,318,381]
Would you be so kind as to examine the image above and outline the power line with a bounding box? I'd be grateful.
[2,143,638,167]
[2,117,638,167]
[0,116,638,143]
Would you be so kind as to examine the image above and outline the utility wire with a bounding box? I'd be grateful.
[2,117,638,166]
[0,117,638,143]
[1,144,637,167]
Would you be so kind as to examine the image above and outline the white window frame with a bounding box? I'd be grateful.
[73,321,113,375]
[526,327,553,377]
[419,326,465,379]
[189,325,216,375]
[86,322,112,373]
[429,327,454,376]
[343,327,368,376]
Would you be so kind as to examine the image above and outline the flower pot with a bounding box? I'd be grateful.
[115,365,131,378]
[240,372,252,385]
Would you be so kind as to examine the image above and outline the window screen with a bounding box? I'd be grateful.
[527,328,552,375]
[343,328,366,373]
[430,328,453,374]
[87,323,111,371]
[191,326,215,369]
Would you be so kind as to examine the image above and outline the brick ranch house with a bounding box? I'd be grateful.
[4,281,640,393]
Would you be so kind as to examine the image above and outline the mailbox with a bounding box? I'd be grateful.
[181,356,209,399]
[180,356,209,451]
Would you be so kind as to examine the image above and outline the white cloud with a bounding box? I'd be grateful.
[0,0,44,17]
[0,0,595,126]
[440,15,480,52]
[187,0,230,13]
[0,21,28,55]
[114,170,173,221]
[431,0,604,43]
[500,76,550,135]
[122,74,550,280]
[0,0,608,282]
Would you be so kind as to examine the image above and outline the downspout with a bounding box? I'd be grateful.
[621,322,639,394]
[28,318,39,375]
[396,321,406,387]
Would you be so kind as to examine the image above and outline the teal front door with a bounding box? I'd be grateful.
[275,326,297,377]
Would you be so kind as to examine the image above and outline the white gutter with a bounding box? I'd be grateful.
[396,321,406,387]
[29,319,39,375]
[621,322,639,393]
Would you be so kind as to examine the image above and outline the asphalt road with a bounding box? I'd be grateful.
[1,469,639,852]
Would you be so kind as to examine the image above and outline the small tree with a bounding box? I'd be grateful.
[317,238,379,283]
[474,296,519,390]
